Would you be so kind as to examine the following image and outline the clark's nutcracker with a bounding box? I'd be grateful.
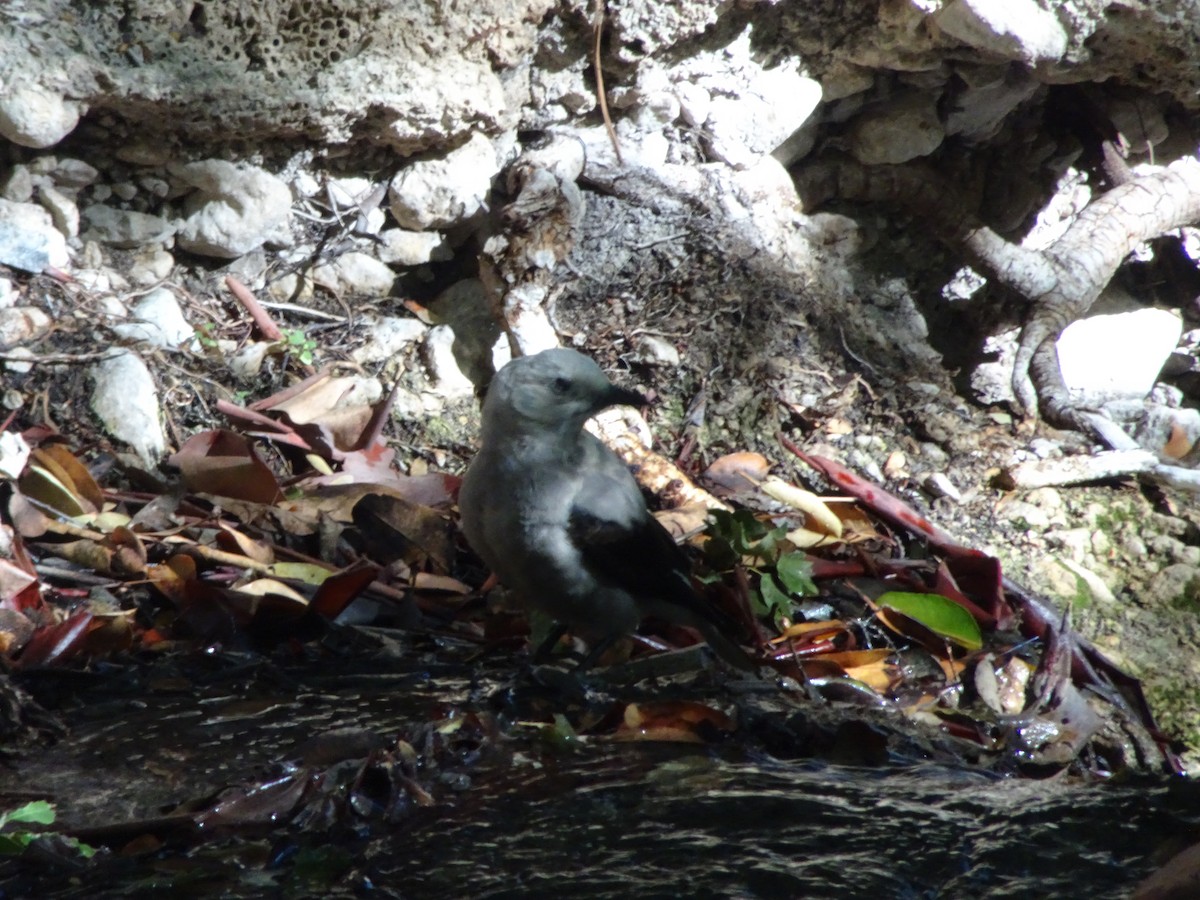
[459,348,752,669]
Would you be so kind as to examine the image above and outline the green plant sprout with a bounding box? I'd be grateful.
[0,800,96,858]
[703,508,817,625]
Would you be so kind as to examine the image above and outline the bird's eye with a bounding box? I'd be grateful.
[551,377,571,393]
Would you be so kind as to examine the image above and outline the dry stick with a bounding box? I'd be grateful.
[247,365,333,411]
[593,0,622,165]
[224,275,284,341]
[590,408,729,511]
[995,448,1159,490]
[0,349,122,364]
[41,518,276,574]
[358,379,402,451]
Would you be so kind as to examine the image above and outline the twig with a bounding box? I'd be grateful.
[257,301,348,323]
[39,519,276,574]
[592,0,622,165]
[0,349,122,364]
[224,275,284,341]
[995,449,1159,490]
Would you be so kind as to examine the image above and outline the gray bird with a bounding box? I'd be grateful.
[458,348,753,670]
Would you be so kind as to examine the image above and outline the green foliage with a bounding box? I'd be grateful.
[195,322,220,350]
[703,509,817,626]
[281,327,317,365]
[0,801,96,859]
[876,591,983,650]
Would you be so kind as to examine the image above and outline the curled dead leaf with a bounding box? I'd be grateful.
[701,451,771,494]
[762,476,843,538]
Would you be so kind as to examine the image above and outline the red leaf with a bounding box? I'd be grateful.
[16,610,94,668]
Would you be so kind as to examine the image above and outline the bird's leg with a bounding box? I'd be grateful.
[575,632,621,672]
[530,622,571,664]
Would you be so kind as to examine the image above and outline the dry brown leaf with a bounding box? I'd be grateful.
[170,430,283,504]
[108,525,147,575]
[653,502,711,541]
[21,444,104,517]
[702,451,771,494]
[762,476,843,538]
[146,554,198,605]
[611,701,736,743]
[215,523,275,566]
[772,620,851,644]
[352,492,454,572]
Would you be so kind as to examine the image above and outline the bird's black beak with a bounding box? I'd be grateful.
[605,385,648,408]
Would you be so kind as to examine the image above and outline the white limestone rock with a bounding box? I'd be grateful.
[0,165,34,203]
[80,204,174,249]
[37,185,79,238]
[174,160,293,259]
[127,247,176,286]
[324,176,373,206]
[352,315,428,365]
[0,199,70,272]
[52,159,100,190]
[849,93,945,164]
[706,72,822,169]
[312,250,395,296]
[90,350,166,467]
[375,228,450,266]
[112,287,194,348]
[632,334,681,367]
[0,82,83,148]
[944,64,1040,141]
[933,0,1067,64]
[0,307,52,348]
[228,342,272,380]
[388,131,500,230]
[421,324,475,400]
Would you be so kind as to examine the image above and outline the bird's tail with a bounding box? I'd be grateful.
[692,617,759,672]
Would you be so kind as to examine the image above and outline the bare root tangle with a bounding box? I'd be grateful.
[1013,159,1200,420]
[793,156,1200,433]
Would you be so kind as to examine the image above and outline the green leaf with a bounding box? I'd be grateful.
[751,528,779,562]
[528,609,560,655]
[734,509,770,547]
[877,591,983,650]
[0,801,54,828]
[759,575,793,619]
[271,562,334,585]
[776,552,816,596]
[702,535,739,571]
[0,834,30,856]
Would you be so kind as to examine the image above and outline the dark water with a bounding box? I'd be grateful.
[372,752,1193,899]
[3,652,1195,898]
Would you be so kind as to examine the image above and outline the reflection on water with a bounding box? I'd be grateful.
[373,753,1196,899]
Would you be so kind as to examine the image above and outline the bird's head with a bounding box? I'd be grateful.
[483,348,645,436]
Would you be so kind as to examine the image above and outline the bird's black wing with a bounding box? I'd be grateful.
[566,455,741,637]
